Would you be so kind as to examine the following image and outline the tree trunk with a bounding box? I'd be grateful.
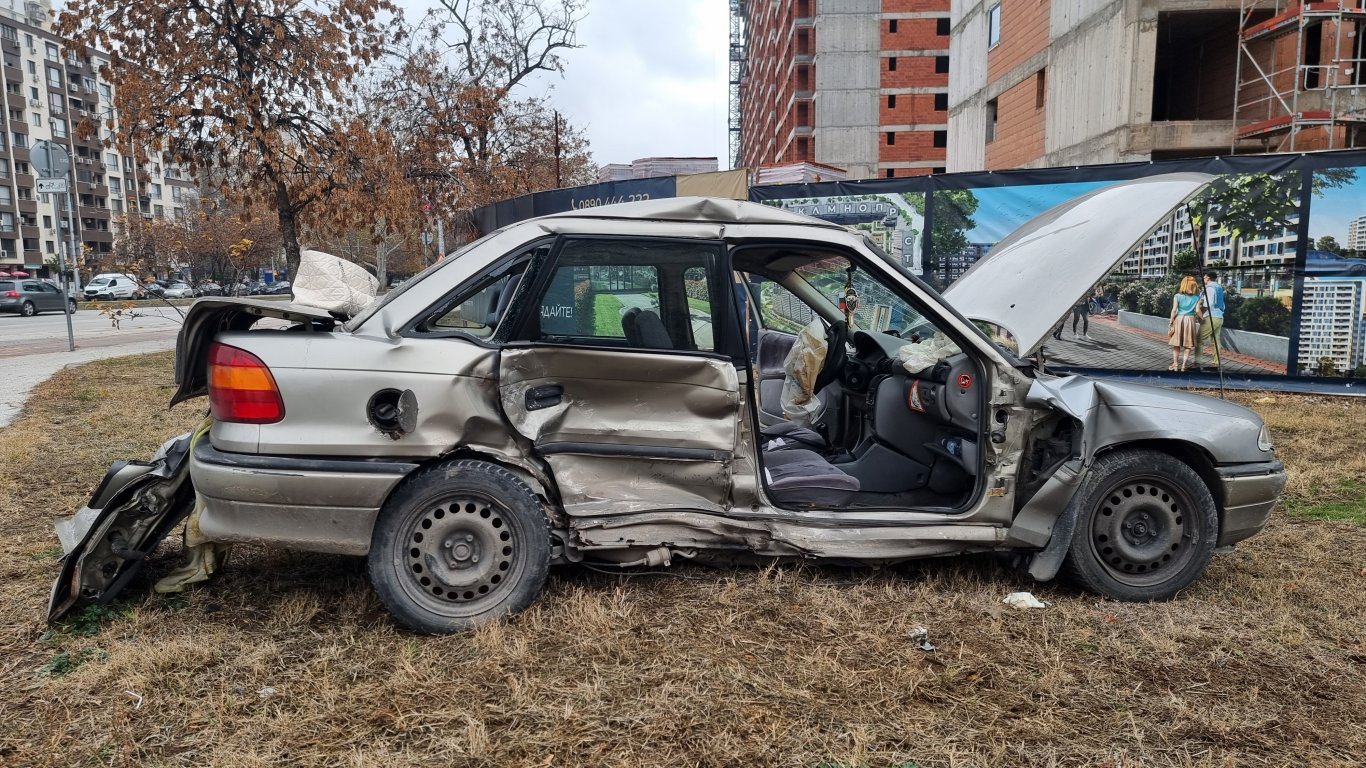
[276,180,301,290]
[376,243,387,289]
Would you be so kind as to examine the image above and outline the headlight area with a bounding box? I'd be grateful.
[1258,424,1274,452]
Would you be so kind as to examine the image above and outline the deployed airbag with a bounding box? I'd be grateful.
[292,249,379,317]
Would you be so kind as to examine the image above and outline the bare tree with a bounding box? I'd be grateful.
[58,0,404,280]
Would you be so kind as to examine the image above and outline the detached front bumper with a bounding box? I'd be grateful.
[1216,460,1287,547]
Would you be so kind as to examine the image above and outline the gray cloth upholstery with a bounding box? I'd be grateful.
[762,448,860,507]
[622,307,674,349]
[760,422,826,452]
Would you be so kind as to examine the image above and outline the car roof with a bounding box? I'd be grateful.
[536,196,844,230]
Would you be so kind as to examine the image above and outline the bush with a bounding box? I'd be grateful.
[1118,283,1143,312]
[1232,295,1291,336]
[1221,292,1245,329]
[1149,285,1175,318]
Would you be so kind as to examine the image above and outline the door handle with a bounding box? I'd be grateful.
[525,384,563,411]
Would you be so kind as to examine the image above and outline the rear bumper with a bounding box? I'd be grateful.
[190,440,417,555]
[1216,460,1286,547]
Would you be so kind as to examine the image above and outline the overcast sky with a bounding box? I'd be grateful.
[401,1,731,170]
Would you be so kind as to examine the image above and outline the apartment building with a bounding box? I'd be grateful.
[732,0,952,179]
[1347,214,1366,253]
[0,0,193,280]
[947,0,1366,172]
[1298,276,1366,374]
[597,157,719,182]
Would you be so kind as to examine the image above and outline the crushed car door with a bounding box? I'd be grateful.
[498,235,744,518]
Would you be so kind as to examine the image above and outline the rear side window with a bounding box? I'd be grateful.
[522,238,725,353]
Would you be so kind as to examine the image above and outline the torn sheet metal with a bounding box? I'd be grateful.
[49,423,206,622]
[1026,374,1271,465]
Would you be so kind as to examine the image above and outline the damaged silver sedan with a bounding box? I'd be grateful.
[51,174,1286,633]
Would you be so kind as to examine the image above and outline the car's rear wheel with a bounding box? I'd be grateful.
[1062,449,1218,601]
[20,300,35,317]
[368,459,551,634]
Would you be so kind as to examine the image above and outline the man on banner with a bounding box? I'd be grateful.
[1195,270,1226,370]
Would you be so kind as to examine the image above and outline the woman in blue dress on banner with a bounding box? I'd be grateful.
[1168,275,1201,371]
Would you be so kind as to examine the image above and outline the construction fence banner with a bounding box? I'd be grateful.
[749,148,1366,395]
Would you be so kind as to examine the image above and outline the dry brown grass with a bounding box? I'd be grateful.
[3,355,1365,767]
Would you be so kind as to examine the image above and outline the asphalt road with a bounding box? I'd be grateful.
[0,306,185,358]
[0,307,184,426]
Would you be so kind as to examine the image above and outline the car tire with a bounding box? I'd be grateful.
[20,300,36,317]
[1061,448,1218,602]
[66,299,77,314]
[368,459,552,634]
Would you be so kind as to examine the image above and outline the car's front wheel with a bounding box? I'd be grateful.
[66,299,77,314]
[368,459,552,634]
[1062,449,1218,601]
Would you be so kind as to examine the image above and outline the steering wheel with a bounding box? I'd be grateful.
[813,316,848,393]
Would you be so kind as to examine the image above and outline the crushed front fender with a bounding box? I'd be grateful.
[47,421,208,622]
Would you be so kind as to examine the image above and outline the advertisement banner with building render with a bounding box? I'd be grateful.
[751,149,1366,387]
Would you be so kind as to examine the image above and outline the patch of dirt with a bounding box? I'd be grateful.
[3,356,1364,767]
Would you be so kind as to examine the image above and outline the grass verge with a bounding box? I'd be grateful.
[592,292,625,336]
[2,360,1365,766]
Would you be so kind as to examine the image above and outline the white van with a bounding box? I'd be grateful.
[83,273,144,301]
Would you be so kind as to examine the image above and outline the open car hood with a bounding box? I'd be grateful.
[170,298,337,407]
[942,173,1214,355]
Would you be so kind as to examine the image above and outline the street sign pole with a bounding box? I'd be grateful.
[33,140,76,352]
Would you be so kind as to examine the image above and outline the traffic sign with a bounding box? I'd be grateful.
[31,139,70,178]
[36,178,68,193]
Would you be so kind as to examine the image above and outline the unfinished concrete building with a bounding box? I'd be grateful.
[946,0,1366,171]
[731,0,952,179]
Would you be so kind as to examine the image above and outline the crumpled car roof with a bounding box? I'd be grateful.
[543,196,844,229]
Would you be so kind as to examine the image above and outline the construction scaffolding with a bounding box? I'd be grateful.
[728,0,748,169]
[1233,0,1366,152]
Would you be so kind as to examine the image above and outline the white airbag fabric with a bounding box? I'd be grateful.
[780,319,828,424]
[292,249,378,317]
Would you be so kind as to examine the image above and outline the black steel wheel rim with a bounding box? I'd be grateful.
[398,493,520,613]
[1087,474,1199,587]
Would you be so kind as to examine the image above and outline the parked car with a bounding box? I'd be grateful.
[195,281,224,297]
[0,278,77,316]
[83,273,144,301]
[152,281,192,299]
[1305,249,1366,276]
[264,280,292,295]
[51,175,1287,634]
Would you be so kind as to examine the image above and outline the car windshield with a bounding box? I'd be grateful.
[88,278,109,286]
[345,228,503,330]
[859,234,1022,358]
[790,257,930,337]
[0,281,13,291]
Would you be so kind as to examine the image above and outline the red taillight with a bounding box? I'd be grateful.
[3,291,18,298]
[207,342,285,424]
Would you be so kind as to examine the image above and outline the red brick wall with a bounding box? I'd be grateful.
[880,93,944,124]
[882,55,947,89]
[883,0,946,12]
[880,17,946,51]
[881,131,947,162]
[987,0,1051,83]
[985,73,1045,169]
